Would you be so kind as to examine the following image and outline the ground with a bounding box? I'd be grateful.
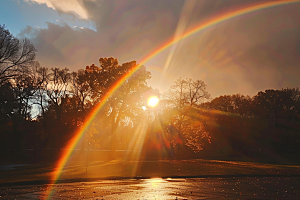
[1,159,300,199]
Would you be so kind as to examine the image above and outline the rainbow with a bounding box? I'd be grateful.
[45,0,300,199]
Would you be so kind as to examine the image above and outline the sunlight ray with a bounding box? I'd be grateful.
[44,1,300,199]
[161,0,198,82]
[127,118,149,177]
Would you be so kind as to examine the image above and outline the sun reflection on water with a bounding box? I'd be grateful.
[146,178,166,187]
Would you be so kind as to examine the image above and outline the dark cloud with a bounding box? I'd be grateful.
[21,0,300,97]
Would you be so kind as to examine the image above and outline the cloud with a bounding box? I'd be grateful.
[20,22,100,68]
[24,0,93,19]
[18,25,40,38]
[21,0,300,97]
[22,0,184,68]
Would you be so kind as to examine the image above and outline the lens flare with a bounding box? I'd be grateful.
[148,96,159,107]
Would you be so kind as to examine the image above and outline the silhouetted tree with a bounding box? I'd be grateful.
[40,67,71,149]
[0,24,36,85]
[203,94,252,118]
[252,88,300,120]
[0,81,18,122]
[13,70,37,121]
[70,69,92,113]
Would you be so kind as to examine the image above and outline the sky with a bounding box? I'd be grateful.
[1,0,300,98]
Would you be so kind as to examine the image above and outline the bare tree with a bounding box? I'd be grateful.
[34,64,50,118]
[0,24,36,85]
[165,78,210,133]
[163,78,211,152]
[46,67,71,122]
[35,67,71,149]
[13,69,37,121]
[70,69,92,113]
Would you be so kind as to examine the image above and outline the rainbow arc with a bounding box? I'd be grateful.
[44,1,300,199]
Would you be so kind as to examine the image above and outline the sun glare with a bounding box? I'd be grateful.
[148,96,159,107]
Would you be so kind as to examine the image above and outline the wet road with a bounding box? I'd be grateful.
[1,176,300,199]
[1,159,300,199]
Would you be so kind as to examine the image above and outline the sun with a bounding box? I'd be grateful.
[148,96,159,107]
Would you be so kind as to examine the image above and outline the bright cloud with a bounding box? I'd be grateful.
[24,0,93,19]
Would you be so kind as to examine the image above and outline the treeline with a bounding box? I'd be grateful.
[1,24,300,163]
[199,91,300,161]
